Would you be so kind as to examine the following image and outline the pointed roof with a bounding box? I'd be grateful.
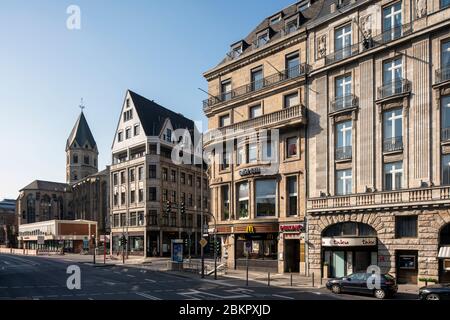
[66,112,97,151]
[20,180,69,192]
[128,90,195,136]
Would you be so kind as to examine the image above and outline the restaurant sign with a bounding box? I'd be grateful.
[279,224,304,233]
[239,167,261,177]
[322,237,377,247]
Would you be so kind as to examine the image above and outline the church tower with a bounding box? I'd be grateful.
[66,109,98,184]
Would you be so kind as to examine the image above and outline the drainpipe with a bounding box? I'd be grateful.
[304,26,310,277]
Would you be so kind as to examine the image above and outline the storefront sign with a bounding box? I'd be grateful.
[283,233,303,240]
[321,237,377,247]
[239,167,261,177]
[246,225,255,233]
[279,224,304,233]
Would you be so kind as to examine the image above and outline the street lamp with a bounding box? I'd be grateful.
[92,234,96,265]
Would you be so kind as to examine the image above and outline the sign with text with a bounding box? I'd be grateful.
[239,167,261,177]
[279,223,304,233]
[322,237,377,247]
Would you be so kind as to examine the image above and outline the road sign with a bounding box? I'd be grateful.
[37,236,45,245]
[199,238,208,248]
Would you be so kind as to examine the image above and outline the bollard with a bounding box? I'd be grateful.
[312,272,315,287]
[268,272,270,286]
[290,273,293,287]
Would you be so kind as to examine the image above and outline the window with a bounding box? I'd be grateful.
[123,109,133,122]
[113,173,118,185]
[94,158,97,167]
[336,169,352,195]
[138,211,145,226]
[287,176,298,216]
[148,187,157,201]
[286,53,300,78]
[83,155,89,165]
[251,68,264,91]
[249,104,262,119]
[383,109,403,152]
[440,40,450,82]
[284,92,299,108]
[73,154,78,164]
[221,142,230,170]
[219,114,230,127]
[117,131,123,142]
[383,2,402,41]
[334,24,352,59]
[166,129,172,142]
[384,161,403,191]
[138,167,143,181]
[443,154,450,185]
[247,142,257,163]
[286,137,298,158]
[113,193,118,206]
[396,216,418,238]
[196,177,201,188]
[270,15,281,25]
[237,143,245,165]
[138,189,144,202]
[197,195,201,208]
[298,1,310,12]
[171,170,176,182]
[335,75,352,110]
[130,190,135,203]
[222,185,230,220]
[335,121,352,160]
[134,124,140,136]
[129,212,137,226]
[188,175,193,186]
[383,58,403,95]
[180,172,186,184]
[129,168,135,182]
[149,144,157,154]
[162,168,168,181]
[181,192,186,204]
[255,179,277,217]
[230,44,243,58]
[221,80,232,101]
[171,190,176,203]
[188,194,193,207]
[125,128,131,139]
[262,131,273,161]
[442,0,450,9]
[148,165,157,179]
[113,214,119,227]
[162,189,168,202]
[442,96,450,143]
[285,19,298,35]
[237,182,249,219]
[120,171,125,184]
[121,191,126,205]
[256,31,269,48]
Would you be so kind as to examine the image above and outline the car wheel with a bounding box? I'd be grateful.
[374,289,386,299]
[331,284,341,294]
[426,293,440,301]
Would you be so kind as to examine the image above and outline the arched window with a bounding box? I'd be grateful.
[440,223,450,245]
[26,194,35,223]
[73,154,78,164]
[323,222,377,237]
[40,195,51,221]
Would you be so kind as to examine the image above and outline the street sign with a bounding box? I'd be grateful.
[199,238,208,248]
[37,236,45,245]
[208,228,216,234]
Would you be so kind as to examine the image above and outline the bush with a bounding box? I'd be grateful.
[419,277,438,284]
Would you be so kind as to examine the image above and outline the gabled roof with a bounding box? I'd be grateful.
[128,90,195,136]
[20,180,69,192]
[66,112,97,151]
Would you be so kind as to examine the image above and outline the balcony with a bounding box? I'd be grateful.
[325,43,360,65]
[203,64,309,111]
[330,94,358,113]
[383,136,403,153]
[377,78,411,100]
[204,104,306,145]
[308,186,450,213]
[335,146,352,161]
[436,66,450,84]
[442,127,450,142]
[369,23,413,48]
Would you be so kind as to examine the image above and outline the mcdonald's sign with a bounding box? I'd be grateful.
[246,225,255,233]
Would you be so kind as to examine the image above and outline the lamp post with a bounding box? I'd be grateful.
[92,234,96,265]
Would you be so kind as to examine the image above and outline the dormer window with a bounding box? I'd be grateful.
[256,30,270,48]
[285,15,299,35]
[229,41,246,59]
[298,1,310,12]
[270,14,282,25]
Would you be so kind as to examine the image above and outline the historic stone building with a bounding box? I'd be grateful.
[16,110,110,250]
[109,90,208,257]
[202,2,312,273]
[0,199,17,247]
[305,0,450,285]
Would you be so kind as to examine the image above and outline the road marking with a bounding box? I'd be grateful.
[135,292,162,300]
[145,279,156,283]
[114,272,121,274]
[126,274,136,278]
[272,294,295,300]
[3,261,10,265]
[46,295,58,298]
[88,298,94,300]
[202,279,236,287]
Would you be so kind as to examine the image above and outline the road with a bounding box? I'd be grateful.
[0,254,417,300]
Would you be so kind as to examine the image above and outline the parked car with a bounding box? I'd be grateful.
[326,272,398,299]
[419,284,450,300]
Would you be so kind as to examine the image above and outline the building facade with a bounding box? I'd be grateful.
[203,3,311,273]
[305,0,450,285]
[0,199,17,247]
[109,90,208,257]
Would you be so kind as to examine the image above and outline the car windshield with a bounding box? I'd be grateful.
[384,274,395,281]
[348,273,366,281]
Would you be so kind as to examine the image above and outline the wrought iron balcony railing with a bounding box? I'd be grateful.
[203,64,308,111]
[377,78,411,100]
[370,23,413,48]
[436,66,450,84]
[335,146,352,161]
[325,43,360,65]
[442,127,450,142]
[383,136,403,152]
[330,94,358,113]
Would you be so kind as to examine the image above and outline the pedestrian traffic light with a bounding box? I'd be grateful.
[184,238,188,247]
[215,240,220,254]
[166,200,171,213]
[180,202,185,214]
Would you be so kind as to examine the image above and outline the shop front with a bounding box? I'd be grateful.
[235,232,278,272]
[439,223,450,283]
[279,223,306,273]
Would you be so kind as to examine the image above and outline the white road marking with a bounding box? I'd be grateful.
[272,294,295,300]
[88,298,94,300]
[135,292,162,300]
[3,261,10,265]
[126,274,136,278]
[145,279,156,283]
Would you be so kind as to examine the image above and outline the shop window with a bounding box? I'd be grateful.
[255,179,277,217]
[395,215,418,238]
[323,222,377,237]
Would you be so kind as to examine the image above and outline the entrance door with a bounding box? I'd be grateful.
[333,251,346,278]
[284,240,300,272]
[396,250,418,284]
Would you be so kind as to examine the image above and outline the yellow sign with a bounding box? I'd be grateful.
[246,225,255,234]
[199,238,208,248]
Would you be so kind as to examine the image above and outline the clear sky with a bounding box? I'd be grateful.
[0,0,295,199]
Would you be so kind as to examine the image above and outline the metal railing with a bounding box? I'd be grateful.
[335,146,352,161]
[325,43,360,65]
[377,78,411,100]
[203,64,308,110]
[436,66,450,84]
[370,23,413,48]
[383,136,403,152]
[330,94,358,112]
[442,127,450,141]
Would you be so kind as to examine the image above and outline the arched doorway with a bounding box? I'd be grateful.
[321,222,378,278]
[439,223,450,283]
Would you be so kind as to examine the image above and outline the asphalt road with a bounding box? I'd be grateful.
[0,254,417,300]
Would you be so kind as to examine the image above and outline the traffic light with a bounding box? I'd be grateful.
[180,202,185,215]
[166,200,171,214]
[215,239,221,255]
[184,238,188,247]
[120,235,127,246]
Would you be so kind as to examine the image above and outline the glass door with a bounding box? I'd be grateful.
[333,251,346,278]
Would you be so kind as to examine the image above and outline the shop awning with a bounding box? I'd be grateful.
[438,246,450,259]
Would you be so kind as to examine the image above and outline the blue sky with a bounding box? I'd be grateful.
[0,0,295,199]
